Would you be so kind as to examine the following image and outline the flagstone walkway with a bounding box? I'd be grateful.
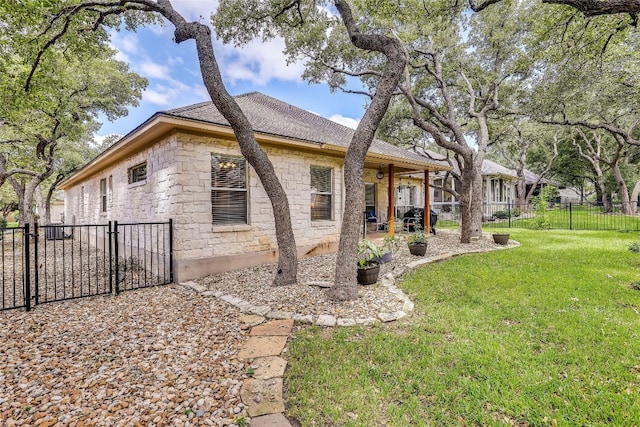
[237,316,294,427]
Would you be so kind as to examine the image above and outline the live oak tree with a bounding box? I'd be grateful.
[0,27,146,226]
[215,0,407,300]
[11,0,300,286]
[521,6,640,213]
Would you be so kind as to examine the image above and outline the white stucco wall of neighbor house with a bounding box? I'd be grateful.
[64,131,346,281]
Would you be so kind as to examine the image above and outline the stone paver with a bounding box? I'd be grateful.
[250,319,294,336]
[237,315,293,423]
[250,413,293,427]
[239,314,266,330]
[240,378,286,417]
[238,336,288,360]
[251,356,288,379]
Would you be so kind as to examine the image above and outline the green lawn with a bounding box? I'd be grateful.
[286,229,640,426]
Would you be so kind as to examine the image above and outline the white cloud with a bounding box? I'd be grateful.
[110,31,140,55]
[140,61,171,80]
[170,0,219,21]
[328,114,360,129]
[143,88,174,106]
[218,38,305,86]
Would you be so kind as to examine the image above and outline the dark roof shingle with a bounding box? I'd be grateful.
[164,92,445,167]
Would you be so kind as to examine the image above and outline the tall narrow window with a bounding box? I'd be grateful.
[365,183,376,216]
[108,175,113,209]
[100,178,107,212]
[80,186,84,216]
[211,154,248,225]
[311,166,332,221]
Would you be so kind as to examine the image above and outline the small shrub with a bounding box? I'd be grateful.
[512,208,521,217]
[0,217,6,229]
[494,210,510,219]
[532,186,554,230]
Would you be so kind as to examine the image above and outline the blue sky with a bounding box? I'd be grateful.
[98,1,366,139]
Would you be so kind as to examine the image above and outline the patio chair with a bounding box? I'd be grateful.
[376,213,388,231]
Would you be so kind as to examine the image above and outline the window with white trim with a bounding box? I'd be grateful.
[310,165,332,221]
[211,154,248,225]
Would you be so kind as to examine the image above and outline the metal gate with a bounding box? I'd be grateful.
[0,220,173,312]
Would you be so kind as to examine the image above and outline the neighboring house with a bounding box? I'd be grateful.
[430,158,518,219]
[59,92,448,281]
[521,169,560,200]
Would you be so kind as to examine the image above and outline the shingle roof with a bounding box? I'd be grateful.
[523,169,559,186]
[481,159,518,178]
[163,92,447,167]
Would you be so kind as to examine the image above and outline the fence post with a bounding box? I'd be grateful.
[33,222,39,307]
[108,221,113,294]
[169,219,174,283]
[24,223,31,312]
[508,202,511,228]
[114,221,120,295]
[569,203,573,230]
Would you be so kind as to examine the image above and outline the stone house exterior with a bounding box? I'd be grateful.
[59,92,448,282]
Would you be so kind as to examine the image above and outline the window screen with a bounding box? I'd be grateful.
[365,183,376,217]
[311,166,332,221]
[211,154,248,225]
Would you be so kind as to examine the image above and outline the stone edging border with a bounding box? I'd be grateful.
[180,238,520,327]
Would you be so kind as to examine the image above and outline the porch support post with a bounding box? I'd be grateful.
[387,164,395,235]
[424,170,430,232]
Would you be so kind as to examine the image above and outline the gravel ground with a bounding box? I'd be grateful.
[0,286,249,427]
[0,229,515,426]
[198,230,517,320]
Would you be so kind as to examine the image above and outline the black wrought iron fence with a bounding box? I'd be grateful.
[0,220,173,312]
[437,202,640,231]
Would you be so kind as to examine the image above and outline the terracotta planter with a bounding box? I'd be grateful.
[492,233,510,245]
[408,242,427,256]
[356,262,380,285]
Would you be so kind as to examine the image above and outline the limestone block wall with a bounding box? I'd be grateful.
[172,133,344,267]
[64,134,179,226]
[64,131,347,280]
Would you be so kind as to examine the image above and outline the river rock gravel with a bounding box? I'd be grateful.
[197,230,516,320]
[0,286,249,427]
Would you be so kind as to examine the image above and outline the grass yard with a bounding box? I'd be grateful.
[285,229,640,426]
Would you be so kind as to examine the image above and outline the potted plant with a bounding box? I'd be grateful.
[377,235,402,263]
[407,212,428,256]
[407,229,428,256]
[492,233,510,245]
[357,239,382,285]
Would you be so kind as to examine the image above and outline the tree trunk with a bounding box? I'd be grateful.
[9,179,34,227]
[159,4,298,286]
[630,180,640,215]
[611,162,631,214]
[458,157,482,243]
[327,0,407,301]
[35,186,46,224]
